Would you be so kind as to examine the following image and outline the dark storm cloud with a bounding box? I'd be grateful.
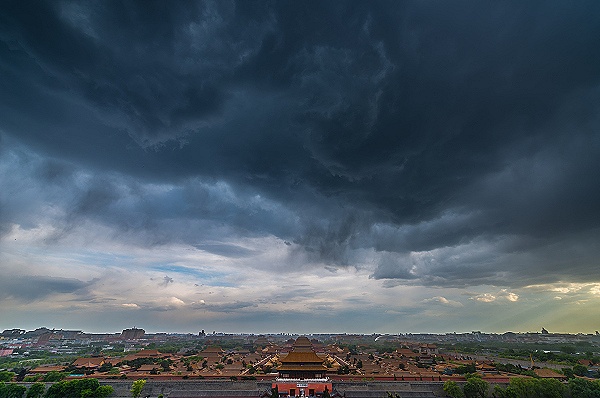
[0,275,93,302]
[194,243,257,258]
[1,1,600,287]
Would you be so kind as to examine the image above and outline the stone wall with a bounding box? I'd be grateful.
[17,379,510,398]
[333,381,444,397]
[98,380,447,398]
[99,380,272,398]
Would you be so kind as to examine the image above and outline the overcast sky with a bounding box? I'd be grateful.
[1,1,600,334]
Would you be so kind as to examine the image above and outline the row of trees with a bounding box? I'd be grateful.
[443,375,489,398]
[0,378,151,398]
[444,376,600,398]
[0,379,113,398]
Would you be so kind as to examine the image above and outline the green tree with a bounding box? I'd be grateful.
[494,378,566,398]
[0,383,27,398]
[573,364,588,377]
[493,384,518,398]
[569,377,600,398]
[42,371,67,382]
[90,386,113,398]
[539,378,566,398]
[12,369,27,382]
[130,379,146,398]
[0,373,15,383]
[26,383,45,398]
[455,364,477,375]
[160,360,171,372]
[562,367,574,379]
[506,377,538,398]
[44,379,110,398]
[322,387,330,398]
[270,386,278,398]
[97,363,113,373]
[443,381,464,398]
[463,375,488,398]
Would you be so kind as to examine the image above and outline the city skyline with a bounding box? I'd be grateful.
[2,1,600,334]
[2,326,598,336]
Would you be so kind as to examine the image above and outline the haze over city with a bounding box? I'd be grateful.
[1,1,600,334]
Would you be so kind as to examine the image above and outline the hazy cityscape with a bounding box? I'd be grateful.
[3,327,600,397]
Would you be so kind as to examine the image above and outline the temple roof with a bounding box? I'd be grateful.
[292,336,313,351]
[278,336,327,370]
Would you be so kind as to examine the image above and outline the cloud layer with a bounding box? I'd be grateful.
[1,0,600,332]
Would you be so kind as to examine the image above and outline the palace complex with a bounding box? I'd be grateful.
[273,336,332,397]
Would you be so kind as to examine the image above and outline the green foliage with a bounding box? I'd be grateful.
[42,372,68,382]
[493,385,518,398]
[12,369,27,382]
[160,359,172,372]
[568,377,600,398]
[130,379,146,398]
[573,364,588,376]
[0,373,15,383]
[92,386,114,398]
[117,358,155,369]
[183,355,204,364]
[45,378,106,398]
[26,383,45,398]
[537,378,567,398]
[0,382,27,398]
[560,346,576,354]
[97,363,113,373]
[454,363,476,375]
[562,367,574,379]
[440,341,594,366]
[463,375,488,398]
[493,377,567,398]
[443,381,464,398]
[494,363,534,376]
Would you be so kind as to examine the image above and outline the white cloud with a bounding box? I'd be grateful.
[499,289,519,302]
[473,293,496,303]
[423,296,463,307]
[169,297,185,306]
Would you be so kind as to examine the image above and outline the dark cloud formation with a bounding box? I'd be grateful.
[1,1,600,288]
[0,275,92,302]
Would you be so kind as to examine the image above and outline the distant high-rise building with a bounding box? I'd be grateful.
[0,329,25,337]
[120,328,145,340]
